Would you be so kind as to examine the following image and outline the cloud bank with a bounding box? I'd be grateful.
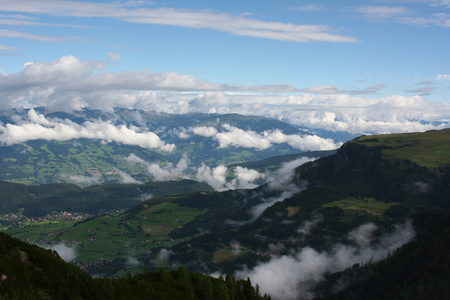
[0,108,174,151]
[235,221,415,300]
[1,55,449,135]
[192,124,341,151]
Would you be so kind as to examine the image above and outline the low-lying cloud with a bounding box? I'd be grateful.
[228,157,314,225]
[62,174,101,186]
[45,243,78,262]
[125,154,189,181]
[192,124,341,151]
[0,109,174,151]
[235,221,415,300]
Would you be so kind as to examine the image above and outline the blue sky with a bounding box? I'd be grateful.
[1,0,450,134]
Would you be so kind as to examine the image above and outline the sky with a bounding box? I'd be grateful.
[1,0,450,134]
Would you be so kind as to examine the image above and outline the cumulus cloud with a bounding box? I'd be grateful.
[0,109,174,151]
[196,163,228,190]
[192,126,219,137]
[235,221,415,300]
[45,243,78,262]
[195,162,267,191]
[438,73,450,80]
[192,124,341,151]
[124,154,189,181]
[229,166,266,190]
[1,55,449,135]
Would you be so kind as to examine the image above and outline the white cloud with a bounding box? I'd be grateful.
[192,124,341,151]
[357,6,407,18]
[116,169,142,184]
[438,73,450,80]
[235,221,415,300]
[0,109,174,151]
[45,243,78,262]
[0,1,356,43]
[196,163,228,190]
[228,157,314,225]
[0,29,66,42]
[125,256,141,266]
[156,248,173,262]
[1,55,449,136]
[124,154,189,181]
[192,126,218,137]
[63,174,101,186]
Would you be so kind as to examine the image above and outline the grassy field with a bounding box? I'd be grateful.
[354,129,450,168]
[322,197,395,220]
[287,206,300,217]
[1,202,208,272]
[212,249,239,264]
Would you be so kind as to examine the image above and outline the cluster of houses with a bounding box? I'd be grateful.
[1,211,92,230]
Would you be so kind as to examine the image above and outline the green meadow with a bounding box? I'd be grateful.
[1,202,208,272]
[354,129,450,168]
[322,197,396,220]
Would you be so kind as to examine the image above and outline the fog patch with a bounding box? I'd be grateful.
[227,157,312,225]
[235,221,415,300]
[125,154,189,181]
[297,214,323,236]
[413,181,431,193]
[62,174,101,186]
[156,248,173,262]
[44,243,78,262]
[139,193,153,202]
[116,169,142,184]
[125,256,141,266]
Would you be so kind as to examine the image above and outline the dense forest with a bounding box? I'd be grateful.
[0,232,270,300]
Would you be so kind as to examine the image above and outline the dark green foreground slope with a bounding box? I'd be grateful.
[320,210,450,300]
[0,232,270,300]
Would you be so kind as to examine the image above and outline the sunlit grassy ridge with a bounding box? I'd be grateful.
[353,129,450,168]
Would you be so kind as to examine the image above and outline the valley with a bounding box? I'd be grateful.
[0,110,449,299]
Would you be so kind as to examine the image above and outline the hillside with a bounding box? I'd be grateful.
[0,179,213,216]
[318,209,450,300]
[0,232,270,300]
[1,129,449,299]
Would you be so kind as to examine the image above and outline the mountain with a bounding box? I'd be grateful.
[0,179,213,217]
[0,107,345,186]
[1,128,449,299]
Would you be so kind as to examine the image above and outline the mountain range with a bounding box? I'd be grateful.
[0,107,345,186]
[0,109,449,299]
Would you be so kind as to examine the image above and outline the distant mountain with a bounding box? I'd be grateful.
[0,107,346,185]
